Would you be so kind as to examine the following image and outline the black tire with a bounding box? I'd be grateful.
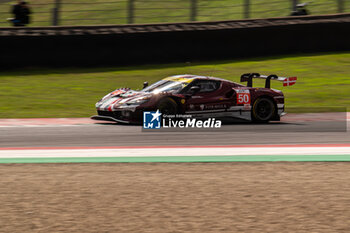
[252,97,276,123]
[157,98,178,115]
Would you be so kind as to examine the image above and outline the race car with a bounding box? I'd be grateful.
[91,73,297,123]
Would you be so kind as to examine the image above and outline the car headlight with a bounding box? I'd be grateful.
[125,96,151,105]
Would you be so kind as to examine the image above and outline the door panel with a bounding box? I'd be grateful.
[184,80,235,113]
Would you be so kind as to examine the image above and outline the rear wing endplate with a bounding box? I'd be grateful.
[240,73,297,88]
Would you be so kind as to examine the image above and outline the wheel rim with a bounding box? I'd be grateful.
[256,100,273,120]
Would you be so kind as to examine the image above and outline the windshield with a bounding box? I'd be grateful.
[142,77,194,94]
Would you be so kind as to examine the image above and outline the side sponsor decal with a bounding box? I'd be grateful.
[203,104,227,110]
[190,104,227,111]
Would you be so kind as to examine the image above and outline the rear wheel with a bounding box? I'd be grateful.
[157,98,178,115]
[252,97,276,122]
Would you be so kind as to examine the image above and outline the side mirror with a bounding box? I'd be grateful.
[190,86,201,95]
[143,82,148,89]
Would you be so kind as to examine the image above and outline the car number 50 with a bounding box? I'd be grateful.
[237,93,250,104]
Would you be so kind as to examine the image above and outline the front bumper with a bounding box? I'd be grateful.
[91,110,142,124]
[91,115,131,124]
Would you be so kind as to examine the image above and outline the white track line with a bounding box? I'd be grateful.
[0,147,349,158]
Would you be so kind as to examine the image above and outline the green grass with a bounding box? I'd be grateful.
[0,52,349,118]
[0,0,348,27]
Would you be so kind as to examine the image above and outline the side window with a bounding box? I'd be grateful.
[197,80,221,93]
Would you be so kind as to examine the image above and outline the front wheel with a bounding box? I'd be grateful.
[252,97,276,123]
[157,98,178,115]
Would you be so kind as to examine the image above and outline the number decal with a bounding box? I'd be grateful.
[235,90,251,104]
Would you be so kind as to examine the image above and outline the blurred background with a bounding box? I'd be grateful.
[0,0,349,26]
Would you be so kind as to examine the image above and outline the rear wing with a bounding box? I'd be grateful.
[240,73,297,88]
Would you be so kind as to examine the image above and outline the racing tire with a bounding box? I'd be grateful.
[252,97,276,123]
[157,98,178,115]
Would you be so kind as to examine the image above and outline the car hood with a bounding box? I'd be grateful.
[96,88,152,111]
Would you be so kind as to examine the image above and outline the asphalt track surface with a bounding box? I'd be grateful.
[0,119,348,148]
[0,114,349,232]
